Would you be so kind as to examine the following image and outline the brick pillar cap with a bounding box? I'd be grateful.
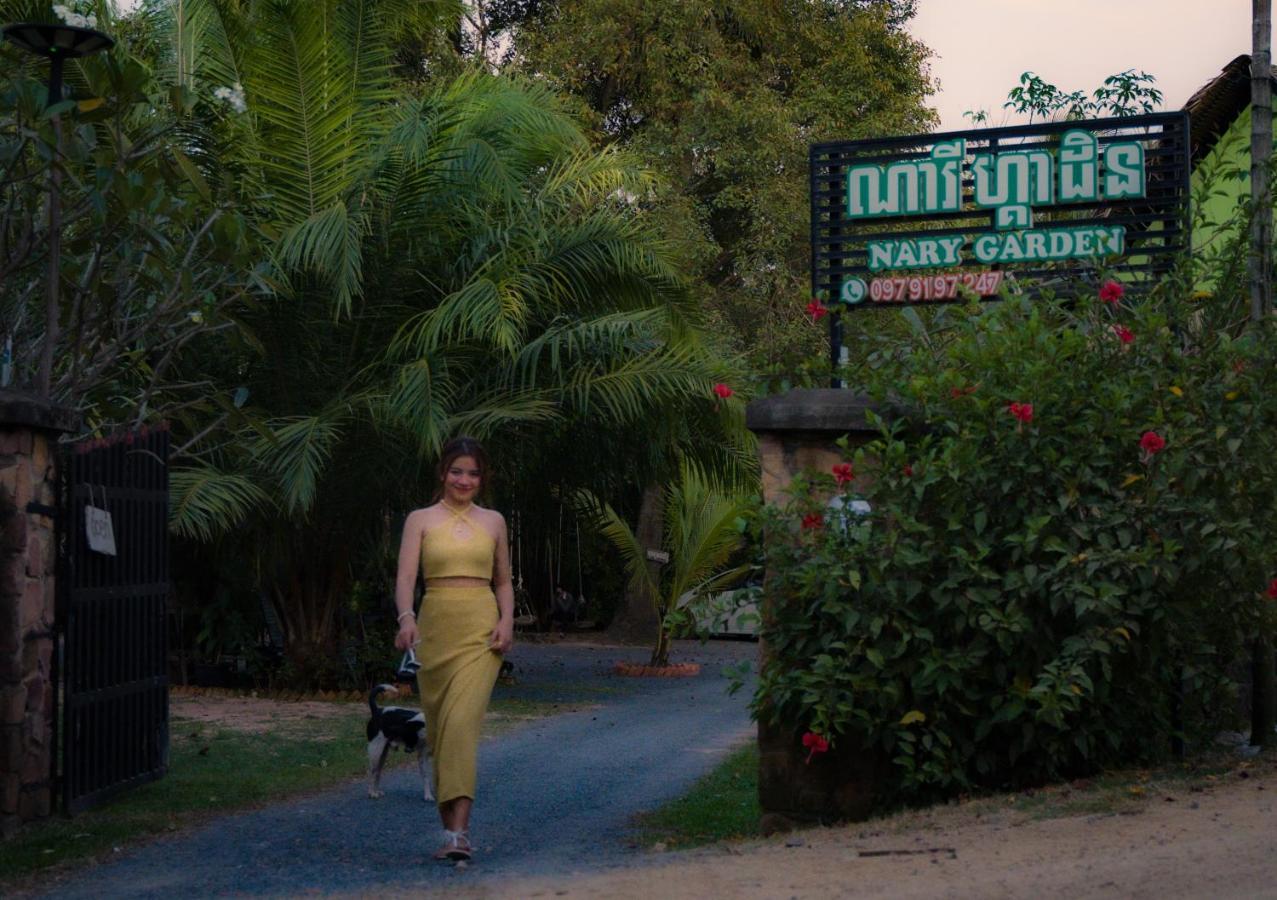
[0,390,78,434]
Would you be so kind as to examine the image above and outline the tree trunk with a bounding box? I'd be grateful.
[650,623,671,668]
[268,538,351,689]
[604,483,663,648]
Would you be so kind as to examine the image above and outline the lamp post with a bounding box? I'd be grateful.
[1,21,113,398]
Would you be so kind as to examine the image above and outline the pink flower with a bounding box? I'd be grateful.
[1099,280,1125,304]
[806,300,829,322]
[1111,324,1135,345]
[1007,402,1034,423]
[801,513,823,531]
[712,383,733,399]
[1266,578,1277,600]
[832,463,854,486]
[802,731,830,763]
[1139,431,1166,456]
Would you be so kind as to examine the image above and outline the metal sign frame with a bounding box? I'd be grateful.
[811,112,1191,331]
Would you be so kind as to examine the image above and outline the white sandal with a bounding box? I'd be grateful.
[433,828,472,862]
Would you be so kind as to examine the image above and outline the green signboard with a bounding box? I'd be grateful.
[811,113,1190,310]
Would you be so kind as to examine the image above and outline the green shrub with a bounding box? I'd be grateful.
[755,281,1277,806]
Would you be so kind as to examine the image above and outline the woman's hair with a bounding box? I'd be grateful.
[435,436,489,498]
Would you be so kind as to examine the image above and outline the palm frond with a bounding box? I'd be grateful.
[275,202,370,316]
[251,411,345,514]
[170,464,272,541]
[577,490,661,614]
[375,354,457,455]
[663,464,753,603]
[247,0,364,222]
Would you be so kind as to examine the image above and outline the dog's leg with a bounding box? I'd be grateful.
[367,733,391,798]
[417,741,434,803]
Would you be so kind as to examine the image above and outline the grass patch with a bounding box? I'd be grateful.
[631,740,1275,855]
[634,741,760,849]
[0,695,553,888]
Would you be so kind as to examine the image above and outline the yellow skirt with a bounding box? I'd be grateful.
[416,586,502,807]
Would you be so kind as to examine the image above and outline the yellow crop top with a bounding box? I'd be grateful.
[421,504,495,581]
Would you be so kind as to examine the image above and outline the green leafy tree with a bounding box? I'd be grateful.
[511,0,936,373]
[0,0,259,422]
[1004,69,1163,123]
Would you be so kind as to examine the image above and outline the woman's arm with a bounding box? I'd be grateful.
[394,509,426,651]
[489,513,515,653]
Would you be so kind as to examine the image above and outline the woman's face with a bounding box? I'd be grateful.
[442,454,481,505]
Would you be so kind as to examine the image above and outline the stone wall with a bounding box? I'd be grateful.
[0,392,75,837]
[746,388,902,834]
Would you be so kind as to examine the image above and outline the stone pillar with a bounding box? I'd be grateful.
[0,391,76,837]
[746,388,899,834]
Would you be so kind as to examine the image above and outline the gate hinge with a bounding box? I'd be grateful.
[26,501,59,519]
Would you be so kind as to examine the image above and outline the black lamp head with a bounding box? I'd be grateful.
[1,22,114,59]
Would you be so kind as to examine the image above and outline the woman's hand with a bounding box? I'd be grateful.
[395,618,419,651]
[489,617,514,654]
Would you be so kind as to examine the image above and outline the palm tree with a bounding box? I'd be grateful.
[587,464,753,667]
[141,0,751,668]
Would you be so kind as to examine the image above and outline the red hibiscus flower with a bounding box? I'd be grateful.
[1139,431,1166,456]
[1112,325,1135,345]
[802,731,830,763]
[1266,578,1277,600]
[1099,280,1125,304]
[1008,402,1034,423]
[806,300,829,322]
[712,383,733,399]
[832,463,854,486]
[801,513,823,531]
[902,464,913,477]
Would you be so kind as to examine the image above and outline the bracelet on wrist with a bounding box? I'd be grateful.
[397,611,414,623]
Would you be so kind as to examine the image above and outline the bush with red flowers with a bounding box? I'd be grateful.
[755,282,1277,808]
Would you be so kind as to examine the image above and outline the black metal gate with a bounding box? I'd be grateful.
[56,426,170,813]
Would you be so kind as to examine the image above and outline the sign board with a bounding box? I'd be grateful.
[85,504,117,556]
[811,112,1191,310]
[645,549,670,564]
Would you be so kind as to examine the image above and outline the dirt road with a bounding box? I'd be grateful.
[461,753,1277,899]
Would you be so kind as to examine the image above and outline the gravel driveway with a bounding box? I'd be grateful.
[39,639,758,898]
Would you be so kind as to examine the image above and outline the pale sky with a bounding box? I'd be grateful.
[911,0,1258,133]
[112,0,1252,133]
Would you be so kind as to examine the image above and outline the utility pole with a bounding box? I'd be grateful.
[1253,0,1273,321]
[1250,0,1275,750]
[1,22,113,397]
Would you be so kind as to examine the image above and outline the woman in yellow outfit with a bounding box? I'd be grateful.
[394,436,514,862]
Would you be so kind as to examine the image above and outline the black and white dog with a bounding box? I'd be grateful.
[366,684,433,802]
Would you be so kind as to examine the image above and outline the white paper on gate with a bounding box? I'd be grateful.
[85,505,117,556]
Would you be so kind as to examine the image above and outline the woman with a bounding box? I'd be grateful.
[394,436,514,862]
